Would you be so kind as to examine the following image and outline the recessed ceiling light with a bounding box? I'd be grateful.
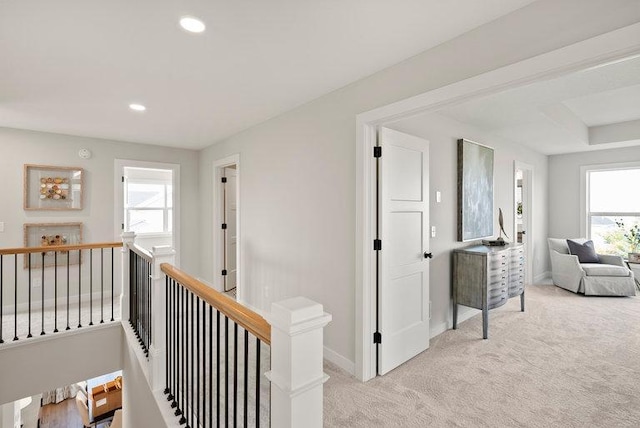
[129,103,146,112]
[180,16,206,33]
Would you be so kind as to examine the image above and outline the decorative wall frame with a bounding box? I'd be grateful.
[24,164,83,210]
[23,222,83,269]
[457,138,494,242]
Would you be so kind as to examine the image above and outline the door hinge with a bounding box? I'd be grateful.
[373,146,382,158]
[121,176,125,183]
[221,177,227,183]
[121,223,124,230]
[222,269,228,276]
[373,331,382,344]
[222,223,227,230]
[373,239,382,251]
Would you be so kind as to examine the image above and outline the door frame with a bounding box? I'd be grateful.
[514,161,534,285]
[212,154,242,300]
[355,24,640,381]
[114,159,181,266]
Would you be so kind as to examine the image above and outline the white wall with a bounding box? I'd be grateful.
[196,0,640,368]
[0,323,169,427]
[0,324,122,406]
[122,331,167,428]
[548,145,640,238]
[0,128,200,309]
[389,113,548,333]
[0,402,16,428]
[0,126,195,423]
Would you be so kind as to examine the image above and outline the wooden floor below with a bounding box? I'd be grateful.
[38,397,110,428]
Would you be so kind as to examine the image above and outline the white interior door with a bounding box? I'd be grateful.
[224,167,238,292]
[378,127,430,375]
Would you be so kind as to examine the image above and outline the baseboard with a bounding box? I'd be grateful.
[323,346,355,376]
[430,307,479,339]
[323,307,480,377]
[450,307,479,330]
[430,321,448,338]
[534,271,551,283]
[337,309,478,375]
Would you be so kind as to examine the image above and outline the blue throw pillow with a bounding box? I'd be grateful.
[567,239,600,263]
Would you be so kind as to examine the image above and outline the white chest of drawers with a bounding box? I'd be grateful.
[452,243,525,339]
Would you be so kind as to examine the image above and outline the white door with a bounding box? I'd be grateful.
[378,127,430,375]
[223,167,238,292]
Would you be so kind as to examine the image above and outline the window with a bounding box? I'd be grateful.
[586,166,640,255]
[124,168,173,235]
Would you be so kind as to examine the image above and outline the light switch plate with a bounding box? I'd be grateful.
[0,222,4,232]
[431,226,436,238]
[436,191,441,203]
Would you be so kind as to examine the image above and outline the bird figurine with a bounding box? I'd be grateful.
[497,208,509,242]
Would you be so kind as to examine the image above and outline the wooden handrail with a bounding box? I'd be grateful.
[161,263,271,345]
[0,242,123,256]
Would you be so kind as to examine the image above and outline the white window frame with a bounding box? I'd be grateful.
[114,159,181,267]
[580,161,640,242]
[125,178,173,236]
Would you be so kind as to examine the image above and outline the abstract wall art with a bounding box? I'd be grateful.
[457,138,494,242]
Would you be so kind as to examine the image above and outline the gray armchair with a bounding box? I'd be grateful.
[548,238,636,296]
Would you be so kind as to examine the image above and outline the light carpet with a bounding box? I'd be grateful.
[1,299,119,341]
[324,283,640,427]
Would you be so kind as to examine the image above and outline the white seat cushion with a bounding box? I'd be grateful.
[581,263,630,277]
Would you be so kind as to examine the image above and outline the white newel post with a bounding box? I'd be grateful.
[148,245,176,392]
[120,232,136,322]
[267,297,332,428]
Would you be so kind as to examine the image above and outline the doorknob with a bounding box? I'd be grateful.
[424,252,433,259]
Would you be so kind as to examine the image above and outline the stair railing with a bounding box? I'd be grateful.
[0,242,123,344]
[121,231,332,428]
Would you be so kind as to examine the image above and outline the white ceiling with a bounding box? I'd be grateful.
[435,55,640,155]
[563,84,640,127]
[0,0,535,150]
